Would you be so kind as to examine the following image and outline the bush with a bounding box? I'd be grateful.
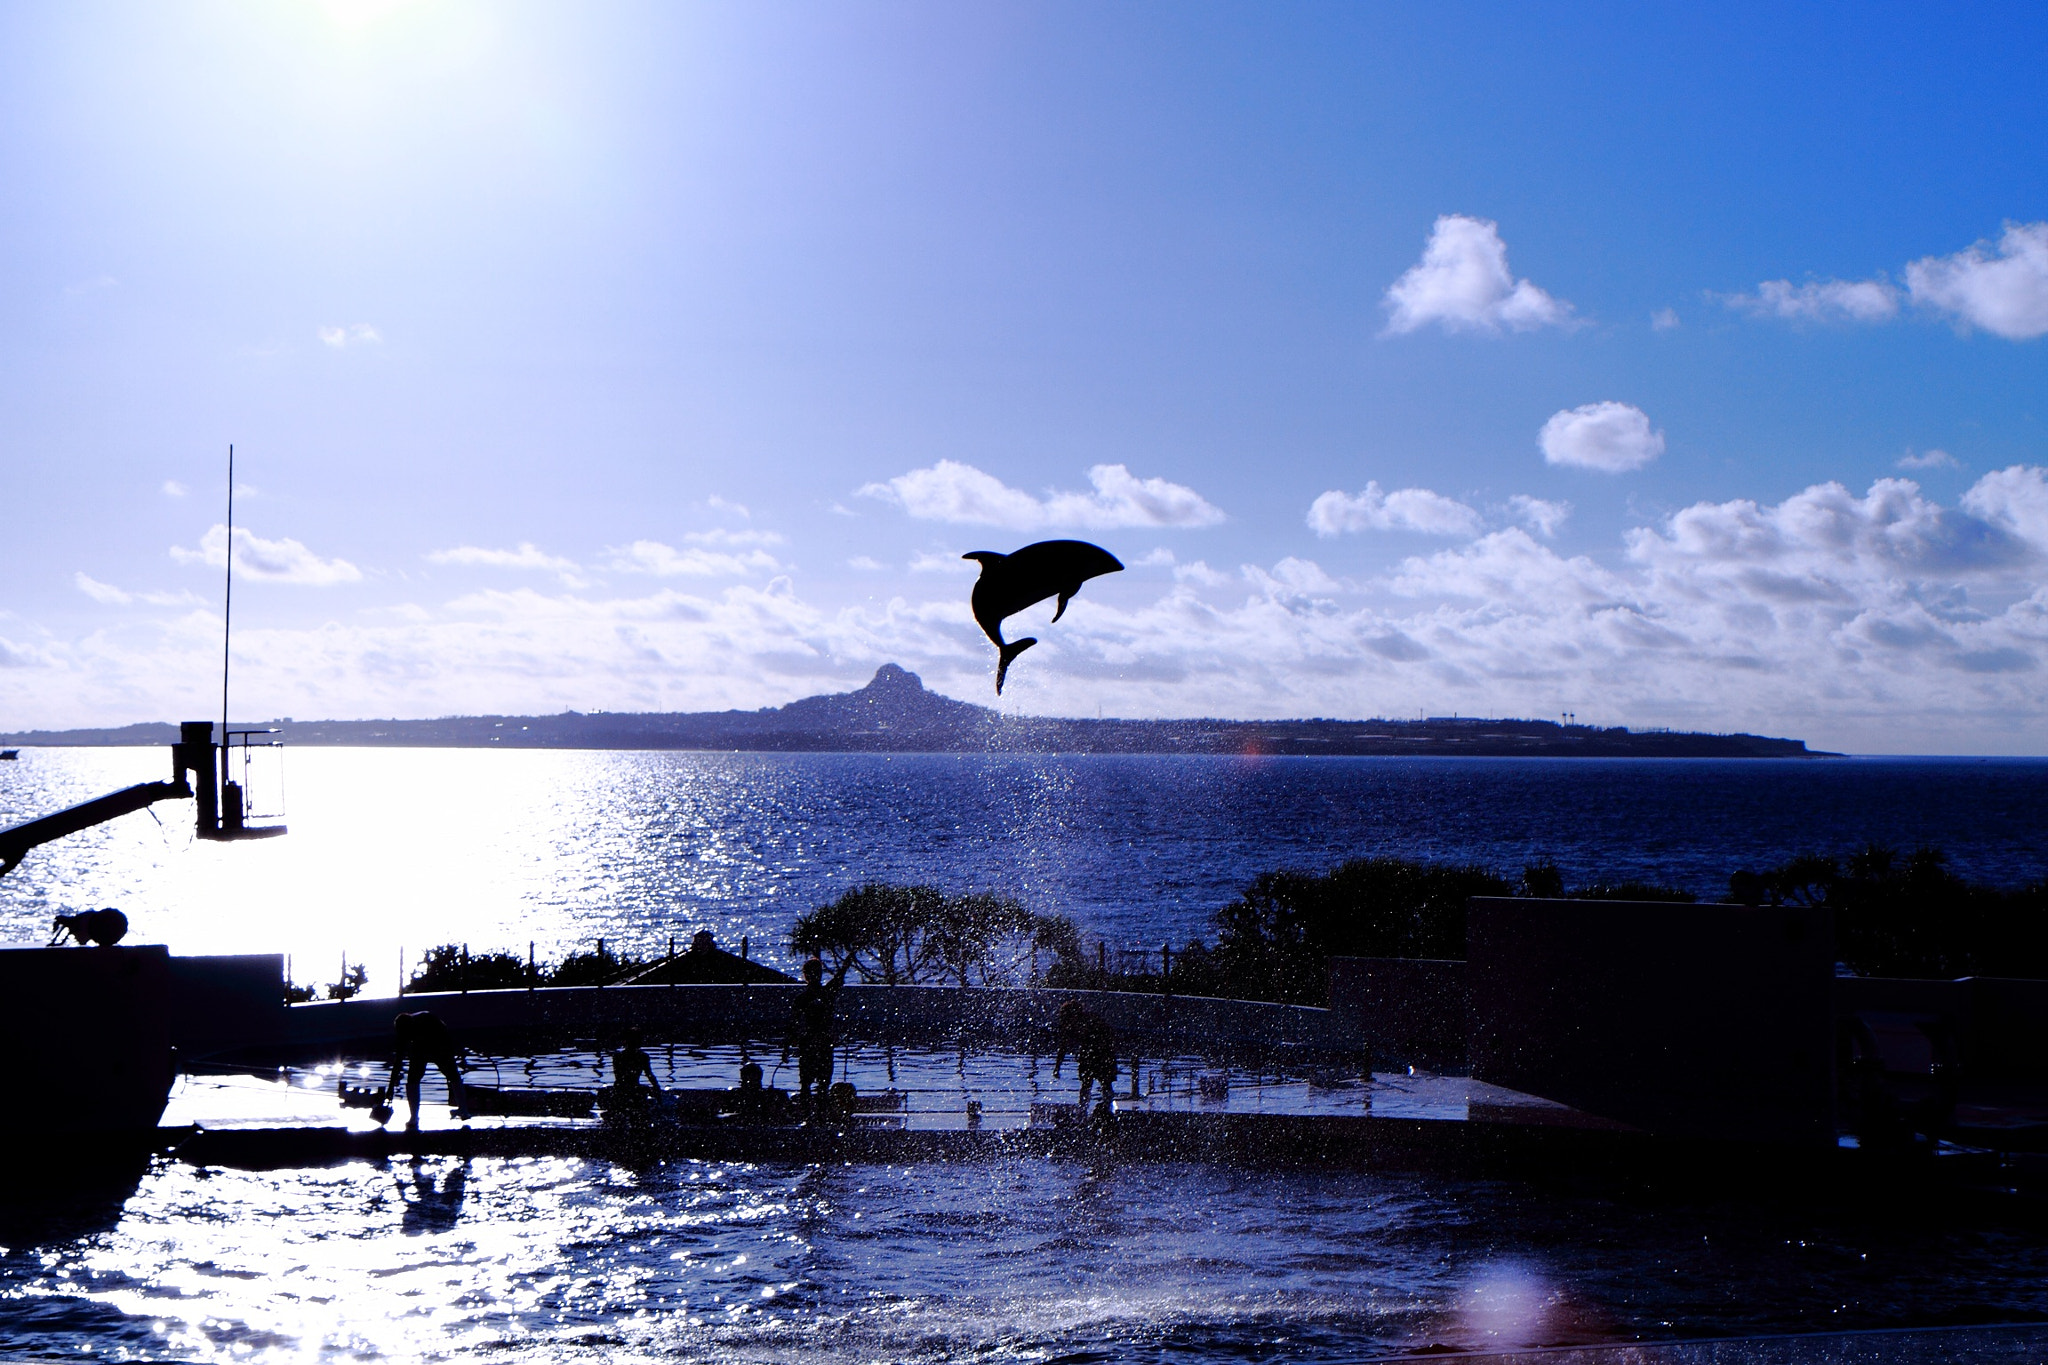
[1732,845,2048,978]
[326,963,368,1001]
[790,883,1051,986]
[1209,857,1513,1005]
[406,943,541,993]
[546,944,645,988]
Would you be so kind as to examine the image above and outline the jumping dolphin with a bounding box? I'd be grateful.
[962,539,1124,694]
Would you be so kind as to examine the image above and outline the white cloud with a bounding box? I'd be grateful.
[1139,549,1228,585]
[684,528,785,548]
[1723,278,1900,324]
[74,573,202,607]
[605,539,780,577]
[169,525,362,585]
[1905,222,2048,340]
[75,574,131,605]
[1382,215,1575,336]
[1625,477,2028,582]
[910,551,978,575]
[1245,557,1343,599]
[1960,465,2048,550]
[1650,308,1681,331]
[428,543,580,574]
[1308,482,1483,537]
[860,461,1224,530]
[705,495,751,520]
[162,480,188,498]
[1539,402,1665,473]
[1509,495,1572,537]
[848,556,885,571]
[0,635,50,669]
[318,323,382,348]
[1897,449,1959,471]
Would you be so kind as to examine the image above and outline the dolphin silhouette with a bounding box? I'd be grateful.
[962,539,1124,694]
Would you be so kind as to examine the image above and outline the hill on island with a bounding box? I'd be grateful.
[2,663,1827,757]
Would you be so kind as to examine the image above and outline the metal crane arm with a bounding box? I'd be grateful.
[0,777,192,877]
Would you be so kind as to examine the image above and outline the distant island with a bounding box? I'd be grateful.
[2,664,1828,758]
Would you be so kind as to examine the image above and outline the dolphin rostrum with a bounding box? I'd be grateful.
[961,539,1124,694]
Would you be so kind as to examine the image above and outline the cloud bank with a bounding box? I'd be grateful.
[13,469,2045,753]
[1383,215,1575,336]
[860,461,1224,530]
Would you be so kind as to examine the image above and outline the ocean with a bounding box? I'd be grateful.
[2,747,2045,981]
[3,747,2047,1361]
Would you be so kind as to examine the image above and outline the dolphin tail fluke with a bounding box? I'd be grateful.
[995,637,1037,694]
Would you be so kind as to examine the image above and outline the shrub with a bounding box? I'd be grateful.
[1733,845,2048,978]
[1210,857,1513,1005]
[790,883,1051,986]
[546,944,645,988]
[406,943,541,993]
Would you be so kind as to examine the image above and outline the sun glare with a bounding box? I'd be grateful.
[313,0,424,33]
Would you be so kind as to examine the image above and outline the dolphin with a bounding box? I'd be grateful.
[961,539,1124,694]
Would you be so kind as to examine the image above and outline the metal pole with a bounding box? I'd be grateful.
[221,444,233,759]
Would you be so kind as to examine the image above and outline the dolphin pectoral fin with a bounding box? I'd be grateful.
[995,637,1037,695]
[1051,591,1073,622]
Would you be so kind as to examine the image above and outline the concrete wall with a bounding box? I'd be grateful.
[166,953,286,1056]
[1327,957,1467,1070]
[0,944,177,1136]
[1466,897,1837,1146]
[272,982,1364,1060]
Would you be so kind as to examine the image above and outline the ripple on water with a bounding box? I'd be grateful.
[4,1154,2048,1362]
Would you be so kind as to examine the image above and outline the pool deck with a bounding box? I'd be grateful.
[156,1067,2038,1205]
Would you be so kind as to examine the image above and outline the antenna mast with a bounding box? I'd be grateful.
[221,443,233,749]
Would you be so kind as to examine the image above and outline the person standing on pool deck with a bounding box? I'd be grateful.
[1053,999,1120,1113]
[385,1009,465,1129]
[784,954,852,1107]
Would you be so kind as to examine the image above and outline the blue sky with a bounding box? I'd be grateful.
[2,1,2045,752]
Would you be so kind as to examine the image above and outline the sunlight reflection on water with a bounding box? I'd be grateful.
[8,1153,2048,1363]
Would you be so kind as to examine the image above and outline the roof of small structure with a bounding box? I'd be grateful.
[627,930,796,986]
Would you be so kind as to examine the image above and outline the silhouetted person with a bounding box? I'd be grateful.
[962,540,1124,693]
[785,954,852,1108]
[385,1010,465,1130]
[610,1026,662,1107]
[49,908,128,947]
[1052,999,1120,1113]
